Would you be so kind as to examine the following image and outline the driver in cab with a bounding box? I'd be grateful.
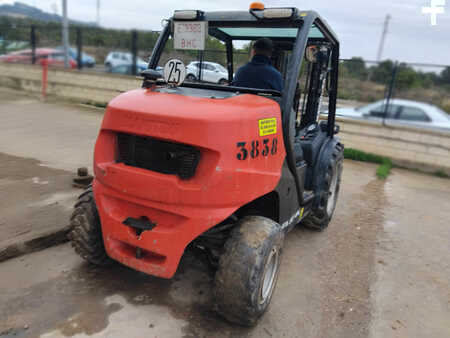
[232,38,283,92]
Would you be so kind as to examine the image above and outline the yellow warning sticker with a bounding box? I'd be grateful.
[258,118,277,136]
[300,207,304,218]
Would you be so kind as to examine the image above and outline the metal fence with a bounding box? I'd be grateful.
[1,24,449,114]
[338,58,450,115]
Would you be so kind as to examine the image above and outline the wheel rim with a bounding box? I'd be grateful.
[260,248,279,304]
[327,167,339,215]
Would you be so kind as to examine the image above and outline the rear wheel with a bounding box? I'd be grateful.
[68,186,111,265]
[303,143,344,231]
[214,216,284,326]
[218,78,228,85]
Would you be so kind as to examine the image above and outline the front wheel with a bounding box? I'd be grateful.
[214,216,284,326]
[303,142,344,231]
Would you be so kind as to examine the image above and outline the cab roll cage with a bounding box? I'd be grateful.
[148,10,339,208]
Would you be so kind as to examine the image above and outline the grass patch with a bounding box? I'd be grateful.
[344,148,393,179]
[434,170,450,179]
[82,101,107,109]
[376,158,393,179]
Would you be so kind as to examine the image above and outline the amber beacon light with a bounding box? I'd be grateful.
[249,2,265,10]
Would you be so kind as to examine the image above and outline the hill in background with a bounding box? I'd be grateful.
[0,1,94,25]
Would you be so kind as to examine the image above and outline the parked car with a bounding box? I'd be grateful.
[0,48,77,68]
[186,61,228,84]
[104,51,147,72]
[56,46,96,67]
[332,99,450,131]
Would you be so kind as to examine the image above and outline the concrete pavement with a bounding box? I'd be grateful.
[369,169,450,338]
[0,88,102,261]
[0,88,101,172]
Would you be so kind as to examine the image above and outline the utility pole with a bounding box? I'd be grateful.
[97,0,100,27]
[62,0,69,68]
[376,14,391,62]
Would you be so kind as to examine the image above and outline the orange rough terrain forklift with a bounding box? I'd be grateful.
[69,3,344,326]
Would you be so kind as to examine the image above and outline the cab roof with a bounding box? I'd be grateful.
[171,9,338,44]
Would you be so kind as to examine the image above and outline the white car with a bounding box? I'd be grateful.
[335,99,450,131]
[104,51,147,72]
[186,61,229,84]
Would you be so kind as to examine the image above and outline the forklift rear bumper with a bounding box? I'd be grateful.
[94,177,236,278]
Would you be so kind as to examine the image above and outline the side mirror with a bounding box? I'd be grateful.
[305,45,318,63]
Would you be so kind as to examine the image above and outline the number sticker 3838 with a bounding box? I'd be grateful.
[236,138,278,160]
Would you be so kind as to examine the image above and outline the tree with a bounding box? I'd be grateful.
[342,57,367,80]
[396,63,421,90]
[440,67,450,85]
[370,60,395,84]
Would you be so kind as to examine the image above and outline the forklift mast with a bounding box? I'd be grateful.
[301,46,331,129]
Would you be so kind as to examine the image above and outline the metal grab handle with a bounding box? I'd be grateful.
[123,217,157,231]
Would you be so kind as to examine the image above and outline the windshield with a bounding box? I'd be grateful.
[154,23,303,87]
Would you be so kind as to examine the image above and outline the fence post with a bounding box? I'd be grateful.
[382,61,399,126]
[31,25,36,65]
[131,30,138,76]
[41,58,48,100]
[197,50,204,81]
[76,28,82,70]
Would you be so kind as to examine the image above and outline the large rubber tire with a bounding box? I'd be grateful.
[214,216,284,326]
[68,186,111,265]
[303,142,344,231]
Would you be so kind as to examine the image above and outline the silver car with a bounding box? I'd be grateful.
[335,99,450,131]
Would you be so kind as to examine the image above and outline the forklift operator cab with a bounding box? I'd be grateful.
[146,4,342,208]
[69,2,344,327]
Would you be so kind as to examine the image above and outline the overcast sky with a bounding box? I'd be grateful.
[3,0,450,66]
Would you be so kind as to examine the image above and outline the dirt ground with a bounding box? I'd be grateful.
[2,160,448,338]
[0,160,382,338]
[0,88,449,338]
[0,152,77,252]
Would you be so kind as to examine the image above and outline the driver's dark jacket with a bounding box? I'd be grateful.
[232,55,283,92]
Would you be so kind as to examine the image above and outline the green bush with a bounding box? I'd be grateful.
[434,170,450,178]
